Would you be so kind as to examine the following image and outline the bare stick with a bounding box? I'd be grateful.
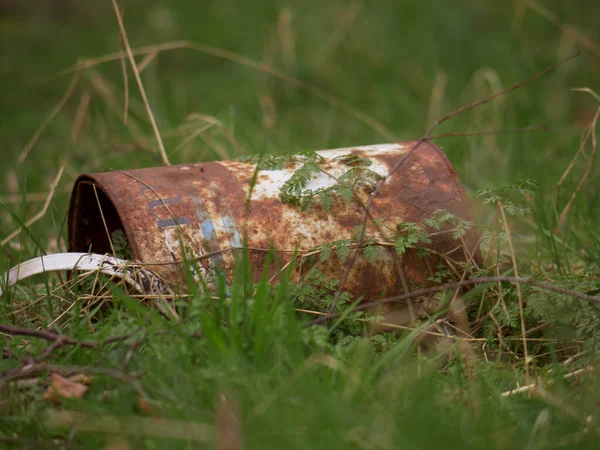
[0,323,129,349]
[1,164,65,247]
[427,124,547,139]
[498,201,530,388]
[309,275,600,325]
[18,70,80,163]
[110,0,170,166]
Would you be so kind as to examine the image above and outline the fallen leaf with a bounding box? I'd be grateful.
[137,395,160,417]
[44,373,89,404]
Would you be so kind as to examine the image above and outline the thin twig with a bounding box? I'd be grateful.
[0,323,130,349]
[111,0,170,165]
[424,52,581,137]
[427,124,547,139]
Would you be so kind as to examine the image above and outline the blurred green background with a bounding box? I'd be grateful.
[2,4,600,448]
[1,0,599,252]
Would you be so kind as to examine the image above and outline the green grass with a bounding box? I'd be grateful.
[1,0,600,448]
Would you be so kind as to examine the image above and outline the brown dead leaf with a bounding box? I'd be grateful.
[44,373,89,404]
[137,395,160,417]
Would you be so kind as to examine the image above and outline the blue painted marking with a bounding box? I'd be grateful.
[221,215,242,249]
[157,217,192,228]
[146,195,191,229]
[191,196,224,272]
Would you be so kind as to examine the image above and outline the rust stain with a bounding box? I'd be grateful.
[68,141,481,302]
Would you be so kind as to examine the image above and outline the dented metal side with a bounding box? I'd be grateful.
[68,142,481,300]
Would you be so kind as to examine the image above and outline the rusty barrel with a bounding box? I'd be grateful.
[68,142,480,300]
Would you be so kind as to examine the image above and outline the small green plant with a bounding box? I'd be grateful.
[238,150,383,211]
[111,229,133,260]
[475,179,537,217]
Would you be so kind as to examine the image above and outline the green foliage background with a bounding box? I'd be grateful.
[1,1,600,448]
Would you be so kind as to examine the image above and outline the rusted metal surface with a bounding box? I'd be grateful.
[68,142,481,301]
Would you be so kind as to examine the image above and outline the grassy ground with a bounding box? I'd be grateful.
[1,0,600,448]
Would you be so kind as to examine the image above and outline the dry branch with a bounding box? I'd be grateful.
[0,323,130,349]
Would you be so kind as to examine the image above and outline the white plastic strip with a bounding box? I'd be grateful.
[0,253,172,297]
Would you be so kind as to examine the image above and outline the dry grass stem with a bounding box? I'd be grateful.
[331,52,579,320]
[137,50,158,73]
[70,91,92,143]
[18,71,80,163]
[41,40,395,139]
[555,88,599,230]
[1,164,65,247]
[118,18,130,126]
[46,410,212,442]
[310,275,600,325]
[111,0,170,166]
[215,394,243,450]
[316,1,364,66]
[498,201,530,388]
[0,190,70,204]
[424,51,580,137]
[501,367,596,397]
[92,184,117,257]
[525,0,600,58]
[427,71,447,128]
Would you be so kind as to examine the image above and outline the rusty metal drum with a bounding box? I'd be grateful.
[68,141,480,300]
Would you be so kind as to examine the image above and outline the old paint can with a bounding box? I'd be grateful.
[68,142,480,302]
